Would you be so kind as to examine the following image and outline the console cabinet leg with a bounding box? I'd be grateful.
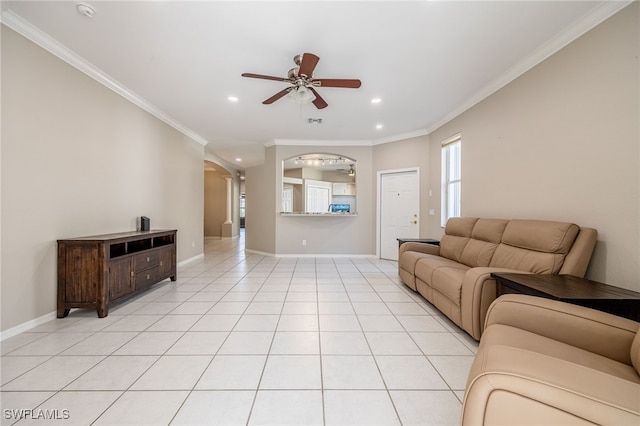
[97,303,108,318]
[58,308,70,318]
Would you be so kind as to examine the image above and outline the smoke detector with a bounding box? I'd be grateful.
[76,3,95,18]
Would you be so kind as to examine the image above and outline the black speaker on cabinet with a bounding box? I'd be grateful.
[140,216,150,231]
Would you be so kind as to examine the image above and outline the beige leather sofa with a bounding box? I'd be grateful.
[463,294,640,425]
[398,217,597,340]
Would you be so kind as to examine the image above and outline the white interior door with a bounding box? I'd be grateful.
[380,170,420,260]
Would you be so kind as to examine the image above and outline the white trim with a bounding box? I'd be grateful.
[441,132,462,147]
[373,129,429,146]
[269,139,373,147]
[276,253,377,259]
[0,11,209,147]
[244,249,276,257]
[376,167,421,259]
[244,248,376,258]
[0,311,57,342]
[177,253,204,267]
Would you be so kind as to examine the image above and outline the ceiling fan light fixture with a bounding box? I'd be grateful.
[287,85,316,104]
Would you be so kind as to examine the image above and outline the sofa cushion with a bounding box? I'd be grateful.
[445,216,479,237]
[471,218,509,244]
[441,218,509,268]
[431,265,469,306]
[399,251,434,276]
[501,219,579,254]
[414,256,465,286]
[489,220,580,273]
[490,245,567,273]
[439,217,478,263]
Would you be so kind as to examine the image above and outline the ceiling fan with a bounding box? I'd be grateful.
[241,53,361,109]
[338,164,356,177]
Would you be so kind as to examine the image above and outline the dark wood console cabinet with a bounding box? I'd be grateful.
[57,229,177,318]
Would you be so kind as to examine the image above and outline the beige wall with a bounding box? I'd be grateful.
[274,145,374,255]
[246,145,376,256]
[1,27,205,333]
[426,3,639,290]
[372,135,432,237]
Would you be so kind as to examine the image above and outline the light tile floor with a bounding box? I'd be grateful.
[1,233,477,425]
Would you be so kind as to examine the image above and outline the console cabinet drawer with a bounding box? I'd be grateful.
[135,268,160,290]
[134,251,159,270]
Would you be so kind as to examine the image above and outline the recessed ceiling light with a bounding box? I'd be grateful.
[376,124,383,130]
[371,98,382,104]
[228,96,239,102]
[235,157,242,162]
[76,3,95,18]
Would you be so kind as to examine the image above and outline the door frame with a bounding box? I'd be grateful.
[376,167,420,258]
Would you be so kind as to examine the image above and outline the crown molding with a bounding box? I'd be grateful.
[423,0,633,135]
[373,129,429,145]
[268,139,374,147]
[0,10,209,147]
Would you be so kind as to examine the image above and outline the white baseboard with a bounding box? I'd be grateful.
[244,249,275,257]
[204,235,239,240]
[178,253,204,267]
[276,254,378,258]
[0,310,57,342]
[244,249,377,259]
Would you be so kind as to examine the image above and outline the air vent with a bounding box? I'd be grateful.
[307,118,323,125]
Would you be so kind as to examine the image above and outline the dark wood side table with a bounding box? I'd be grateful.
[492,273,640,322]
[397,238,440,248]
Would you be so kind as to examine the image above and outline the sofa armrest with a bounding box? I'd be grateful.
[559,227,597,277]
[460,267,532,340]
[399,242,440,256]
[462,345,640,425]
[485,294,639,365]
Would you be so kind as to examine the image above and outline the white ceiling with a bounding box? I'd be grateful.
[1,1,629,170]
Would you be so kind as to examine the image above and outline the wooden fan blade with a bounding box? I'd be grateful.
[298,53,320,77]
[242,73,289,82]
[263,87,292,104]
[314,78,361,88]
[309,88,328,109]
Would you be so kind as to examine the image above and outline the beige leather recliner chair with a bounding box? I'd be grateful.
[463,294,640,425]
